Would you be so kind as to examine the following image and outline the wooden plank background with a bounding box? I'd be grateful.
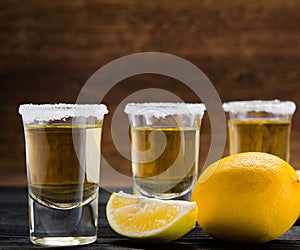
[1,0,300,186]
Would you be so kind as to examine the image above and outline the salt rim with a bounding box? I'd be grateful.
[124,102,206,118]
[222,100,296,115]
[19,103,109,123]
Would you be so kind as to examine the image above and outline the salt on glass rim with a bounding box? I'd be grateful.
[222,100,296,115]
[124,102,206,118]
[19,103,109,123]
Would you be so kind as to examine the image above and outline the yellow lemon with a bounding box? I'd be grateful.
[106,191,198,244]
[191,152,300,244]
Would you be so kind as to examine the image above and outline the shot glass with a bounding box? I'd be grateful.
[124,102,206,200]
[222,100,296,162]
[19,104,108,246]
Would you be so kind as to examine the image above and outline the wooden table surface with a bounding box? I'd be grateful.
[1,187,300,249]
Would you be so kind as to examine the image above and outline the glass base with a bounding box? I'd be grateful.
[133,186,191,201]
[29,194,98,247]
[132,175,196,201]
[30,236,97,247]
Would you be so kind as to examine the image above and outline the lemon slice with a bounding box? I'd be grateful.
[106,191,198,244]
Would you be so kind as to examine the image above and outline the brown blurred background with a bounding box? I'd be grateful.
[1,0,300,186]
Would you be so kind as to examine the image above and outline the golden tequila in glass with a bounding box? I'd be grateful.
[131,126,199,199]
[25,123,101,209]
[228,119,291,161]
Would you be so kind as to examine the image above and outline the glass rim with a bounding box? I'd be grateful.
[124,102,206,117]
[222,99,296,115]
[19,103,109,123]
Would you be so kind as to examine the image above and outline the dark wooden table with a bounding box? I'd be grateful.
[1,187,300,249]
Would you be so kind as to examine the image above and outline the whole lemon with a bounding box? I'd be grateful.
[191,152,300,244]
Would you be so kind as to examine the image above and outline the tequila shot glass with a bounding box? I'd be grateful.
[124,102,206,200]
[223,100,296,162]
[19,104,108,246]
